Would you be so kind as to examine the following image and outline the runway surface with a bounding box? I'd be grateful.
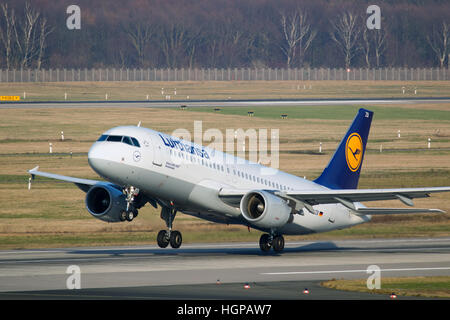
[1,97,450,109]
[1,237,450,299]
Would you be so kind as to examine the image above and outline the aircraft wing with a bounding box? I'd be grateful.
[218,186,450,215]
[28,166,101,192]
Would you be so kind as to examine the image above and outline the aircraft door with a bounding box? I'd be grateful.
[150,136,163,166]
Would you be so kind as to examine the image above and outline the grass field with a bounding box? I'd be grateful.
[321,276,450,298]
[0,81,450,249]
[190,104,450,121]
[1,80,450,102]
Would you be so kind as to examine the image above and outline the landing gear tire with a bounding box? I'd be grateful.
[120,211,127,222]
[157,230,170,248]
[259,234,271,252]
[272,235,285,253]
[126,210,135,222]
[259,233,285,253]
[169,230,182,249]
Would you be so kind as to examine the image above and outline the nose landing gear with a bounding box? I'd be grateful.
[121,186,140,222]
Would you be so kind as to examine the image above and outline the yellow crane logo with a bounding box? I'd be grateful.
[346,133,363,172]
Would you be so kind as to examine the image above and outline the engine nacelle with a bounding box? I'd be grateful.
[240,190,291,229]
[85,183,127,222]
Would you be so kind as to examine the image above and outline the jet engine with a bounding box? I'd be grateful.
[85,183,127,222]
[240,190,291,229]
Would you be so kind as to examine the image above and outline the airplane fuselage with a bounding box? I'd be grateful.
[88,126,369,235]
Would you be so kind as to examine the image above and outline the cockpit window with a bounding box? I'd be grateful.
[107,135,122,142]
[131,137,141,147]
[99,134,141,148]
[97,135,108,142]
[122,136,133,146]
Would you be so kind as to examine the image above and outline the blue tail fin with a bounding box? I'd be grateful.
[314,108,373,190]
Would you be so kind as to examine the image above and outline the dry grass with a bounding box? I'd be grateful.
[321,276,450,298]
[1,80,450,101]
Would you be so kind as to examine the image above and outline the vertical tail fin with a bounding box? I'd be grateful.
[314,108,373,189]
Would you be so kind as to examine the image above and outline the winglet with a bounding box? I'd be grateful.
[29,166,39,173]
[29,166,39,179]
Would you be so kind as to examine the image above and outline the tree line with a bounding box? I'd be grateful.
[0,0,449,70]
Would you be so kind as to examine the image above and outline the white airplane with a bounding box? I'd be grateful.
[29,108,450,252]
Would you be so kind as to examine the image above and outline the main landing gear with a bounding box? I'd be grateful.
[157,206,182,249]
[259,233,285,253]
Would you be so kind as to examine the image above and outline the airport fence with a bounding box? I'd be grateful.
[0,67,449,82]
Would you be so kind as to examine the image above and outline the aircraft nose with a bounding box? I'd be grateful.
[88,142,100,162]
[88,143,108,176]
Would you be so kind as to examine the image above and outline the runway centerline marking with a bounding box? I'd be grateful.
[261,266,450,276]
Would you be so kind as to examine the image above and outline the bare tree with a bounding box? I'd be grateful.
[36,17,53,70]
[227,30,244,67]
[246,32,270,68]
[205,23,245,68]
[362,27,371,68]
[280,9,316,68]
[185,32,199,69]
[427,21,450,68]
[0,3,16,69]
[123,22,153,67]
[206,37,218,67]
[161,24,199,68]
[373,28,387,68]
[161,24,186,68]
[14,2,40,68]
[205,24,228,67]
[330,11,362,69]
[362,26,387,68]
